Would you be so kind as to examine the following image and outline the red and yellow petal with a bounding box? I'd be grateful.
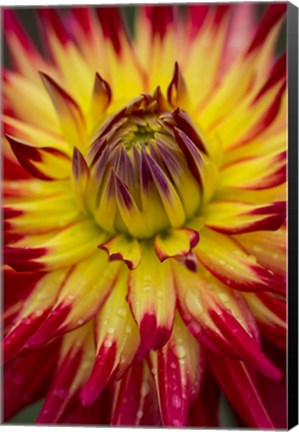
[99,233,141,270]
[174,262,281,379]
[235,227,286,278]
[3,268,69,362]
[6,135,71,180]
[5,219,106,271]
[26,251,121,347]
[195,228,284,294]
[219,151,286,191]
[110,360,160,426]
[149,314,203,427]
[41,73,87,151]
[154,227,199,262]
[81,267,140,406]
[4,193,79,236]
[202,200,285,234]
[209,356,276,428]
[243,292,286,349]
[3,338,61,422]
[37,322,95,424]
[128,243,176,354]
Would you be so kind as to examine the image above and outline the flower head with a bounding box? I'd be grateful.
[3,4,287,428]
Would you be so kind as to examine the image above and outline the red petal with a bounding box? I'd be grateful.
[209,355,275,428]
[3,338,61,421]
[143,5,174,40]
[111,361,161,426]
[246,4,287,55]
[188,364,220,427]
[80,340,117,406]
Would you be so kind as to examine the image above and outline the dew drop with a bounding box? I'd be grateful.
[125,325,132,334]
[172,395,182,410]
[136,408,143,420]
[116,308,126,317]
[186,291,203,314]
[104,339,113,348]
[172,419,182,427]
[218,292,229,302]
[170,362,177,370]
[22,317,31,325]
[36,292,47,300]
[82,360,91,370]
[157,290,163,299]
[141,381,150,397]
[77,318,84,325]
[248,255,257,263]
[35,309,43,317]
[53,388,68,399]
[174,345,186,359]
[107,327,115,334]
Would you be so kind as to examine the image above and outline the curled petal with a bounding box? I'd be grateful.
[154,227,199,262]
[99,234,141,270]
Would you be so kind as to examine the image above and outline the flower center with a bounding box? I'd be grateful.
[123,117,160,151]
[73,90,217,238]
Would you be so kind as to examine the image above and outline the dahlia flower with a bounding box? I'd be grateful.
[2,3,287,428]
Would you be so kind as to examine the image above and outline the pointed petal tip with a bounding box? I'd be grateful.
[80,341,117,406]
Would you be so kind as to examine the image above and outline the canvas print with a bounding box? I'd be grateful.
[2,3,287,428]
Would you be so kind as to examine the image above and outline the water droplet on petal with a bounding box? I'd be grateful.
[104,339,113,348]
[174,345,186,359]
[171,395,182,409]
[125,325,132,334]
[116,308,126,317]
